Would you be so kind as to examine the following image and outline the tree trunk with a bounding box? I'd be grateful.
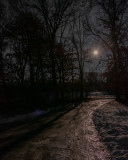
[49,46,58,105]
[0,52,6,85]
[0,51,8,102]
[50,50,57,87]
[29,53,34,86]
[80,71,84,101]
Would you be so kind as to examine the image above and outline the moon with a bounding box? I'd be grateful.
[93,50,99,56]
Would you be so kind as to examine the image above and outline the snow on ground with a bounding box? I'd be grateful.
[88,91,115,99]
[93,100,128,160]
[1,99,111,160]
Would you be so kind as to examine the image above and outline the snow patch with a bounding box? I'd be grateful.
[93,101,128,160]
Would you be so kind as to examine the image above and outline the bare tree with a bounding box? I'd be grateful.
[6,12,45,86]
[69,14,90,100]
[33,0,76,87]
[0,1,7,88]
[85,0,128,99]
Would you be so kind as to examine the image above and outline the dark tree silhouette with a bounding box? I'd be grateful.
[6,12,46,86]
[33,0,76,87]
[69,14,90,100]
[85,0,128,100]
[0,0,8,101]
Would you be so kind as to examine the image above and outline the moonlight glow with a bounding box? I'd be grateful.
[93,50,99,56]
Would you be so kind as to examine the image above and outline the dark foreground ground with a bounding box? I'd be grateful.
[0,99,111,160]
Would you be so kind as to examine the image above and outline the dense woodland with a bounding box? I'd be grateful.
[0,0,128,115]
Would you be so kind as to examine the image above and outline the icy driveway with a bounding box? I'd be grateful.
[1,100,112,160]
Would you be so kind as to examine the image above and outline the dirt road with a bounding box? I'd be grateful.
[1,99,112,160]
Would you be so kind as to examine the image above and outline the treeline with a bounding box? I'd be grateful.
[0,0,94,114]
[1,0,128,114]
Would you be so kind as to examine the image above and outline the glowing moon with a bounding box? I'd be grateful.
[93,50,99,56]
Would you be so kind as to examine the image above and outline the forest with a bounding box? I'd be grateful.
[0,0,128,115]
